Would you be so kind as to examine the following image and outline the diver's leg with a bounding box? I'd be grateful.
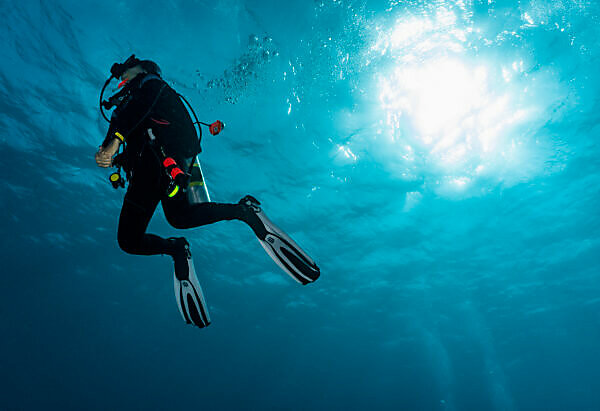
[162,196,267,238]
[163,194,320,284]
[117,149,178,257]
[117,195,169,255]
[117,171,191,279]
[116,150,211,328]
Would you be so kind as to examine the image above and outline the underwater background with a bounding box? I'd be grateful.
[1,0,599,409]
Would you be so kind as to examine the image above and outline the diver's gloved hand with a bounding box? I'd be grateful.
[95,138,121,168]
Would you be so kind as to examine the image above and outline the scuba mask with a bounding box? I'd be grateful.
[110,54,141,79]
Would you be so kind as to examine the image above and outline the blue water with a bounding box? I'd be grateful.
[1,0,599,409]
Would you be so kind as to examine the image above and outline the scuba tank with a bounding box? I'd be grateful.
[148,129,211,204]
[187,155,211,204]
[182,120,222,204]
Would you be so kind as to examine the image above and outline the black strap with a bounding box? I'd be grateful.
[125,82,167,141]
[176,92,203,149]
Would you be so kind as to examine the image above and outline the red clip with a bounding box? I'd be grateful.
[163,157,176,168]
[170,167,184,180]
[117,79,129,88]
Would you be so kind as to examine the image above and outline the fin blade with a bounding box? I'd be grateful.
[256,211,317,267]
[260,234,319,285]
[173,258,211,328]
[174,276,191,323]
[243,196,320,285]
[187,258,211,325]
[186,293,205,327]
[259,240,306,284]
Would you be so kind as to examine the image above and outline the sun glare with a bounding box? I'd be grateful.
[370,10,537,197]
[378,56,522,173]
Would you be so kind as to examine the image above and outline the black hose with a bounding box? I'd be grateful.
[99,76,114,122]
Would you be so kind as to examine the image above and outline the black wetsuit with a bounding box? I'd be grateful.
[102,72,262,257]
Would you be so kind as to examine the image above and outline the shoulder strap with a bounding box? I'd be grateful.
[126,83,167,139]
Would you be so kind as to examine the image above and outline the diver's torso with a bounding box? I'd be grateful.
[116,73,199,173]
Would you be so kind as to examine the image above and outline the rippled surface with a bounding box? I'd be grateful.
[1,0,599,409]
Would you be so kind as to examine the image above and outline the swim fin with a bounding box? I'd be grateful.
[172,241,211,328]
[240,195,320,285]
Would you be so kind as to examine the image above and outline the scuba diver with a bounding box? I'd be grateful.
[95,55,320,328]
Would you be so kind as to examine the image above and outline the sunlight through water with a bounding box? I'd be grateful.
[364,4,563,200]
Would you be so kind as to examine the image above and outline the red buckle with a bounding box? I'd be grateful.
[170,167,183,179]
[163,157,176,168]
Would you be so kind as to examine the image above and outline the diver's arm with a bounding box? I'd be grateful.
[95,76,162,167]
[101,111,126,147]
[95,137,122,168]
[96,119,125,168]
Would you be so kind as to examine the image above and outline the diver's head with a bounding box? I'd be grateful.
[119,60,161,81]
[120,64,145,81]
[101,55,161,122]
[110,55,162,81]
[139,60,161,77]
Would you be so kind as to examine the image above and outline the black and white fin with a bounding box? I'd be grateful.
[174,257,211,328]
[243,197,320,285]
